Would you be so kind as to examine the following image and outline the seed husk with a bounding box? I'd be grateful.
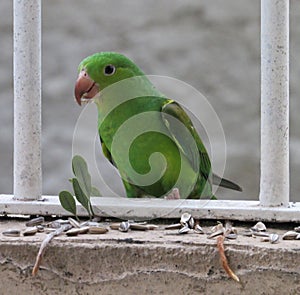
[188,217,195,229]
[208,223,224,239]
[208,228,224,239]
[88,226,108,234]
[68,217,80,228]
[119,221,130,232]
[2,229,21,237]
[194,224,204,234]
[180,212,192,226]
[165,223,182,230]
[282,231,298,240]
[260,233,279,244]
[251,221,266,232]
[23,227,38,236]
[66,226,89,236]
[26,217,45,227]
[178,225,190,234]
[225,233,238,240]
[130,223,148,231]
[252,231,270,237]
[110,223,121,230]
[294,226,300,233]
[269,233,280,244]
[81,221,100,227]
[46,221,63,229]
[37,225,45,232]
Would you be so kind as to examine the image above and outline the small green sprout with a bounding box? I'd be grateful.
[59,155,101,219]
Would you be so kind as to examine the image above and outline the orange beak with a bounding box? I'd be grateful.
[74,70,99,105]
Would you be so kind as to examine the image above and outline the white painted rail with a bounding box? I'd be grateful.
[0,195,299,222]
[260,0,289,207]
[13,0,42,200]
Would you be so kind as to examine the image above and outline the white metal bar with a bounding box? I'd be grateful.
[0,195,299,222]
[260,0,289,207]
[13,0,42,200]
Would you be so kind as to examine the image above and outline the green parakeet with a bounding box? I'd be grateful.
[74,52,242,199]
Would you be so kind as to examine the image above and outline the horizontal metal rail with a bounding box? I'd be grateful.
[1,195,299,222]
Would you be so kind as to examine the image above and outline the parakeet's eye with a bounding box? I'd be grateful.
[103,64,116,76]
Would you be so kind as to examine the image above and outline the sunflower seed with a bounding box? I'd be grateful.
[55,219,70,225]
[23,227,38,236]
[178,225,190,234]
[2,229,21,237]
[180,212,192,226]
[130,223,149,231]
[208,228,224,239]
[68,217,80,228]
[294,226,300,233]
[194,224,204,234]
[208,223,224,239]
[188,217,195,229]
[225,233,238,240]
[269,233,280,244]
[251,221,266,232]
[119,221,130,232]
[46,221,62,228]
[88,226,108,234]
[252,231,270,237]
[25,217,45,227]
[80,221,100,227]
[37,225,45,232]
[282,231,298,240]
[66,226,89,236]
[110,223,121,230]
[165,223,182,230]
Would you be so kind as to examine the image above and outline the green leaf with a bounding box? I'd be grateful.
[72,178,91,216]
[72,155,92,198]
[91,186,101,197]
[59,191,77,216]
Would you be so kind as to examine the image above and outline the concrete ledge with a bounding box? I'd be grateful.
[0,219,300,294]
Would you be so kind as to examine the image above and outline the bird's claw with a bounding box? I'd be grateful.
[164,188,180,200]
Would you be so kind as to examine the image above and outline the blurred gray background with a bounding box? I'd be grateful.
[0,1,299,201]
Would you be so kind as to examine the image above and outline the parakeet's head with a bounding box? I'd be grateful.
[74,52,145,105]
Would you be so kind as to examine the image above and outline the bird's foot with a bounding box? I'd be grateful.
[164,188,180,200]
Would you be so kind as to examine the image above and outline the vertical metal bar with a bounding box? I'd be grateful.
[260,0,289,207]
[13,0,42,200]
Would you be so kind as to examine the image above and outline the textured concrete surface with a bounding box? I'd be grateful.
[0,219,299,294]
[1,1,300,202]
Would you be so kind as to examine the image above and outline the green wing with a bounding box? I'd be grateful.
[161,100,212,184]
[161,101,242,193]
